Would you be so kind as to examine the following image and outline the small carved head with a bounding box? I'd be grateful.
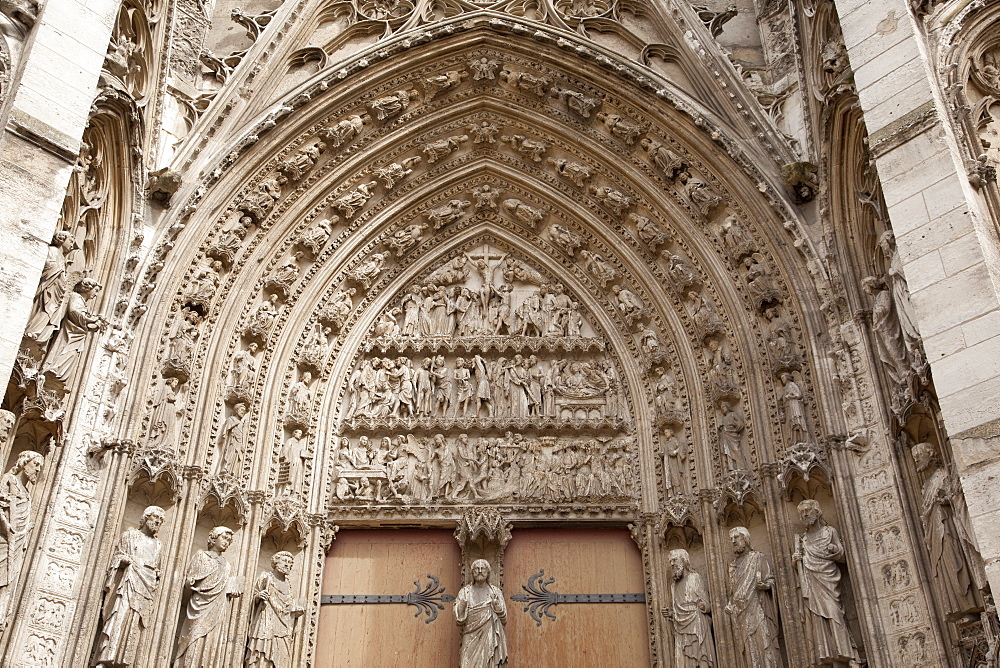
[911,441,939,473]
[729,526,751,555]
[208,526,234,552]
[141,505,166,535]
[470,558,491,584]
[797,499,822,527]
[13,450,44,483]
[667,548,690,580]
[272,551,294,575]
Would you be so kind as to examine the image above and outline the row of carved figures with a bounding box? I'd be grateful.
[90,513,302,668]
[387,280,586,339]
[344,354,622,420]
[665,507,860,668]
[333,433,635,504]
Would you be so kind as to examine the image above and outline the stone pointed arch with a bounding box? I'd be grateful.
[115,24,837,668]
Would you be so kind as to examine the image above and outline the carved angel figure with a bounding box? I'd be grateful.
[423,134,468,163]
[93,506,164,668]
[347,253,387,290]
[612,284,644,320]
[500,134,547,162]
[501,199,546,227]
[580,249,619,287]
[428,200,471,229]
[548,157,592,187]
[278,141,326,181]
[631,213,669,250]
[472,184,500,209]
[375,156,421,189]
[386,223,428,255]
[333,181,378,219]
[468,57,500,80]
[589,185,634,216]
[319,114,369,147]
[547,223,585,256]
[368,90,416,120]
[679,171,724,219]
[215,403,248,476]
[296,217,334,257]
[466,121,498,144]
[640,138,687,181]
[596,112,647,144]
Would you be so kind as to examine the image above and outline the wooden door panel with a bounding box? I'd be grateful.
[504,528,650,668]
[317,529,461,668]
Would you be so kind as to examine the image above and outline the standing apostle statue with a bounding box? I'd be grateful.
[93,506,165,667]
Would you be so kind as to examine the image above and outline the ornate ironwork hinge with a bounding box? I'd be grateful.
[320,574,455,623]
[510,569,646,626]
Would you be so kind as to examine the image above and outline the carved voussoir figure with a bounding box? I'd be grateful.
[455,559,507,668]
[174,527,242,668]
[0,450,44,627]
[93,506,165,667]
[793,500,859,666]
[245,551,303,668]
[666,549,716,667]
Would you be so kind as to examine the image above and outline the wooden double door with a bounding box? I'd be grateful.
[317,527,650,667]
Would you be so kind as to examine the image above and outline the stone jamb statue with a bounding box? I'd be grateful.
[0,450,44,629]
[454,558,508,668]
[174,526,242,668]
[665,548,716,667]
[93,505,165,667]
[725,526,781,668]
[792,500,859,666]
[245,551,303,668]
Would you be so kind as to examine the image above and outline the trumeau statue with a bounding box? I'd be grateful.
[666,548,716,668]
[0,450,44,627]
[726,527,781,668]
[455,559,507,668]
[793,500,858,666]
[174,527,242,668]
[245,551,303,668]
[93,506,165,667]
[911,441,982,618]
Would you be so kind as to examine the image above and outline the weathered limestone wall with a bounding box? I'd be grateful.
[0,0,119,386]
[833,0,1000,594]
